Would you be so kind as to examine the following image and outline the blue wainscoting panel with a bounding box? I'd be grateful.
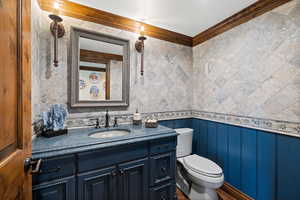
[227,125,241,189]
[277,134,300,200]
[216,123,228,181]
[174,119,191,129]
[159,119,192,129]
[163,118,300,200]
[257,131,276,200]
[199,120,208,157]
[207,121,217,162]
[241,128,257,199]
[191,119,200,154]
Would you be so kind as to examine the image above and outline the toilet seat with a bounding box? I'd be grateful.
[177,155,224,189]
[182,155,223,178]
[185,166,224,188]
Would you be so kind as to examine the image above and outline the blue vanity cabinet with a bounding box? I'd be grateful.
[32,134,177,200]
[119,158,149,200]
[32,176,76,200]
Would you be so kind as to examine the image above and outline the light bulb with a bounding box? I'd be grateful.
[53,2,60,10]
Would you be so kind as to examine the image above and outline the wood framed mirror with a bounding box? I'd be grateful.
[69,27,130,108]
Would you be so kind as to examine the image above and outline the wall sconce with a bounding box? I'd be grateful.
[135,25,147,76]
[49,9,65,67]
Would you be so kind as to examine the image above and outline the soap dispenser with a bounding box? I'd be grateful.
[133,109,142,126]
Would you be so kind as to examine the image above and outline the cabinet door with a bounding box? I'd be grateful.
[119,158,149,200]
[33,176,75,200]
[78,166,117,200]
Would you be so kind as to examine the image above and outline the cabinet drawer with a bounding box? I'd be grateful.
[150,151,176,186]
[33,176,76,200]
[150,137,177,155]
[32,155,76,185]
[150,181,177,200]
[78,142,147,173]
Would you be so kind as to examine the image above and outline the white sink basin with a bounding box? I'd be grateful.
[89,129,130,139]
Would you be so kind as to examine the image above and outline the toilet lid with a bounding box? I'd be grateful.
[183,155,222,177]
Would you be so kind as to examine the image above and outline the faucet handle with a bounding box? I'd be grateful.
[113,117,118,127]
[90,118,101,128]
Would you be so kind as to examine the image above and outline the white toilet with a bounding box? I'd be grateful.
[175,128,224,200]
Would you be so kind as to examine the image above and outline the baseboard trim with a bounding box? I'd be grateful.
[220,182,254,200]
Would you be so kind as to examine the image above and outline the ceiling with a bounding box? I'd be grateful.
[69,0,257,37]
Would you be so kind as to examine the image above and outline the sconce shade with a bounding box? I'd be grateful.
[49,14,65,38]
[135,36,146,53]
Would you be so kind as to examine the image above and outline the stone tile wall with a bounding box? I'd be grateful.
[32,5,193,121]
[193,0,300,123]
[31,0,42,123]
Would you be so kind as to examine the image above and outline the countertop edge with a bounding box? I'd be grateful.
[32,131,178,159]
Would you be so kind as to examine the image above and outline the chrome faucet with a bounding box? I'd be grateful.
[105,110,110,128]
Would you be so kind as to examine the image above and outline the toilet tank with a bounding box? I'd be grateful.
[175,128,193,158]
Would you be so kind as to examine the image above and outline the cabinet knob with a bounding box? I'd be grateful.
[120,169,124,175]
[160,195,166,200]
[161,167,167,173]
[111,170,117,176]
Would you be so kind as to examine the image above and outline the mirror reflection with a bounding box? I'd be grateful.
[78,37,123,101]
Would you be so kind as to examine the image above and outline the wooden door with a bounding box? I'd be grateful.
[0,0,32,199]
[119,158,149,200]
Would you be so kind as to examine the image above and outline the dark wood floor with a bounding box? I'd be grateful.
[177,188,188,200]
[176,188,237,200]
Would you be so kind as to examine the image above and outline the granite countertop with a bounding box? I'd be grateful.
[32,124,177,159]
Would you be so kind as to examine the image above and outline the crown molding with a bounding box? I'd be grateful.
[192,0,292,46]
[37,0,193,46]
[37,0,292,47]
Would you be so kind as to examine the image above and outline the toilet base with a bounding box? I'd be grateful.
[188,183,219,200]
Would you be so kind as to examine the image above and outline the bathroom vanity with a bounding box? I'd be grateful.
[31,125,178,200]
